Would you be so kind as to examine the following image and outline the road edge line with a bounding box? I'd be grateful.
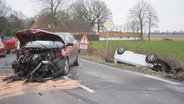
[63,76,95,93]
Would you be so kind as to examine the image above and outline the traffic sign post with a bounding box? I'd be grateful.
[104,19,114,58]
[79,34,89,49]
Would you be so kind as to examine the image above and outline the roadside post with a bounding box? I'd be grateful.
[103,19,114,58]
[79,34,90,49]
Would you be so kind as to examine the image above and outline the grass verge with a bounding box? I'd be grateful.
[81,40,184,81]
[91,40,184,68]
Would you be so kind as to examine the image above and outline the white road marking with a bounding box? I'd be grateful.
[63,76,95,93]
[143,74,181,85]
[79,85,95,93]
[101,64,182,86]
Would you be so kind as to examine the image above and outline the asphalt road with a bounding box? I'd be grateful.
[0,54,184,104]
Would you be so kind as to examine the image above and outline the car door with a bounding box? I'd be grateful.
[65,33,78,64]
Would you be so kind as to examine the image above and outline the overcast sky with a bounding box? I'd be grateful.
[6,0,184,32]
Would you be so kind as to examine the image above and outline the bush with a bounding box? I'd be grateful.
[159,55,183,69]
[81,45,104,58]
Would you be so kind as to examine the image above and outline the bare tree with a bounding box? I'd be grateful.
[128,0,159,40]
[0,0,31,36]
[0,0,12,17]
[8,11,26,29]
[129,1,149,40]
[126,18,140,33]
[38,0,64,16]
[94,1,112,32]
[69,0,112,32]
[147,4,159,40]
[35,0,71,30]
[0,16,9,35]
[0,0,12,35]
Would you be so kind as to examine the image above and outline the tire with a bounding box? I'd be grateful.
[145,53,158,64]
[62,58,69,75]
[0,54,6,57]
[157,59,172,73]
[117,47,127,55]
[74,53,80,66]
[6,50,11,54]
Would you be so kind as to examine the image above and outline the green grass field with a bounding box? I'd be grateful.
[91,40,184,63]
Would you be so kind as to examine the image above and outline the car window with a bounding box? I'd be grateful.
[54,41,63,48]
[55,32,76,44]
[0,38,3,43]
[67,33,75,43]
[58,34,66,41]
[65,34,70,43]
[3,36,13,41]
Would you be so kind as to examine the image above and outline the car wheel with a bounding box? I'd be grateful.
[62,58,69,75]
[0,54,6,57]
[117,47,127,55]
[145,53,158,64]
[74,53,80,66]
[6,50,11,54]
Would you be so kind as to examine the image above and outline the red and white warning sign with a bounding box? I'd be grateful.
[79,34,89,45]
[79,34,89,49]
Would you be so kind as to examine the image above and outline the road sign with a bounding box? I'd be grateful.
[79,34,89,49]
[79,34,89,45]
[104,19,114,31]
[80,44,88,49]
[104,19,114,58]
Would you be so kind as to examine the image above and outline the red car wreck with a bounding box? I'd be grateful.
[10,29,80,82]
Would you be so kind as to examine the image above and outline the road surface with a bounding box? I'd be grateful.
[0,54,184,104]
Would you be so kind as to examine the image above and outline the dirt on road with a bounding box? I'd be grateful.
[0,74,80,99]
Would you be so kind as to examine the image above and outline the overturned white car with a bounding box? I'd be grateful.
[114,47,172,73]
[114,47,153,68]
[114,47,184,80]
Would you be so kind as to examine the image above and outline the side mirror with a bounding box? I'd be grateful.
[67,43,74,46]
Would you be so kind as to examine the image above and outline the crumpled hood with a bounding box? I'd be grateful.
[16,29,65,46]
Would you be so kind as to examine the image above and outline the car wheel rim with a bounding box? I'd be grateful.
[148,55,153,61]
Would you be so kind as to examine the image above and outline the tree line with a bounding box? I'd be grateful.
[0,0,34,36]
[1,0,159,40]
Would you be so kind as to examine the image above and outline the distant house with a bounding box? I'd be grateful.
[98,32,141,40]
[30,14,93,34]
[30,14,66,32]
[143,33,184,41]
